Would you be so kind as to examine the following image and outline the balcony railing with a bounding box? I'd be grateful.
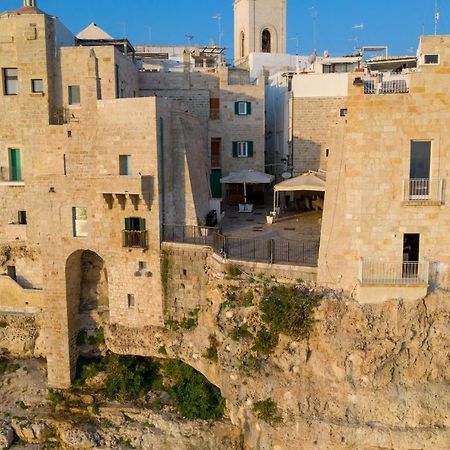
[359,258,429,285]
[364,73,409,95]
[403,178,445,203]
[122,230,148,249]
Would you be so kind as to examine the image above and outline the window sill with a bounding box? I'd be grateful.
[0,181,25,186]
[30,92,45,97]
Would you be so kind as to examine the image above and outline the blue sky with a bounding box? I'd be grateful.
[2,1,449,57]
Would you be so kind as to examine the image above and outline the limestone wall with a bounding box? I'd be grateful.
[318,37,450,293]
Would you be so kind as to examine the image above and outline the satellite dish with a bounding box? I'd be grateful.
[282,172,292,179]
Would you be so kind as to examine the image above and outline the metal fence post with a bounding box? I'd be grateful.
[269,239,274,264]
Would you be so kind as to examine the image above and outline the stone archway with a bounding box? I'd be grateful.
[79,250,108,312]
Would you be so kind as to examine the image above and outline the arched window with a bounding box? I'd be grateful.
[240,31,245,58]
[262,29,271,53]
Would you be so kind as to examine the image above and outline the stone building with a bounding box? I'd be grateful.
[317,35,450,302]
[0,1,210,387]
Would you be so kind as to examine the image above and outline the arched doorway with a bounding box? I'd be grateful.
[262,29,271,53]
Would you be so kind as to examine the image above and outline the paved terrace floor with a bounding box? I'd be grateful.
[220,205,322,242]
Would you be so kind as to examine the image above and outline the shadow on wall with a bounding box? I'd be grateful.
[292,137,323,175]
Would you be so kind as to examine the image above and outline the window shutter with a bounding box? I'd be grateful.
[234,102,240,115]
[246,102,252,115]
[232,142,238,157]
[125,217,131,231]
[139,218,146,231]
[248,141,254,157]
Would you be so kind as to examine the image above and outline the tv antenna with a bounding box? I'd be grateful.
[212,14,223,48]
[185,33,194,46]
[310,6,318,52]
[289,34,300,55]
[434,0,440,35]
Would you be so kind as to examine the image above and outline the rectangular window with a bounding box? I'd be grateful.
[235,101,252,115]
[68,85,80,105]
[210,98,220,120]
[232,141,254,158]
[31,79,43,93]
[211,138,221,168]
[119,155,131,175]
[409,140,431,198]
[72,207,88,237]
[9,148,22,181]
[127,294,135,308]
[3,68,18,95]
[424,54,439,65]
[115,64,120,98]
[339,108,348,117]
[18,211,27,225]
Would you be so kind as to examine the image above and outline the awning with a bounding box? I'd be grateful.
[221,170,274,205]
[220,170,274,185]
[274,171,326,192]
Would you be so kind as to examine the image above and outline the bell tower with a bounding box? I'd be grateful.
[234,0,286,64]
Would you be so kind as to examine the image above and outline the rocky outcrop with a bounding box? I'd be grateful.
[107,282,450,450]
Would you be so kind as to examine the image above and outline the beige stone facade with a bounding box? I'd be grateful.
[0,5,210,387]
[318,35,450,301]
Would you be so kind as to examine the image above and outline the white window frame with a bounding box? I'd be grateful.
[237,141,248,158]
[423,54,439,65]
[237,101,248,115]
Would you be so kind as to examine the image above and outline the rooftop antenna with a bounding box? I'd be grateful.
[351,23,364,53]
[310,6,318,52]
[288,34,299,55]
[185,33,194,46]
[212,14,223,48]
[145,26,152,43]
[434,0,439,35]
[118,22,127,38]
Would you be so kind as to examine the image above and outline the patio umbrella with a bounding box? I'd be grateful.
[220,170,274,204]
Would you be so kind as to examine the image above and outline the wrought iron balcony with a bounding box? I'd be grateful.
[402,178,445,204]
[359,258,429,285]
[122,230,148,249]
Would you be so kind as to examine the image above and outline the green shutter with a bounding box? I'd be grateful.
[125,217,131,231]
[232,142,238,157]
[246,102,252,115]
[234,102,240,115]
[139,218,146,231]
[247,141,254,157]
[9,149,22,181]
[210,169,222,198]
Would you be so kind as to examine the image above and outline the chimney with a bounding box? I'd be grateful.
[24,0,37,7]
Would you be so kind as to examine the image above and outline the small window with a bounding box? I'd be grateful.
[139,261,147,272]
[232,141,253,158]
[326,148,330,158]
[3,68,18,95]
[31,79,43,93]
[119,155,131,175]
[68,85,80,105]
[424,54,439,65]
[72,207,88,237]
[127,294,135,308]
[339,108,348,117]
[18,211,27,225]
[235,101,251,115]
[125,217,146,231]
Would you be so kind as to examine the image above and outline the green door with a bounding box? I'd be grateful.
[9,149,22,181]
[210,169,222,198]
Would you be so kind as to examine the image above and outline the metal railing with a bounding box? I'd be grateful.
[162,224,218,246]
[359,258,429,285]
[364,73,409,95]
[122,230,148,249]
[213,233,319,266]
[162,225,319,266]
[403,178,445,203]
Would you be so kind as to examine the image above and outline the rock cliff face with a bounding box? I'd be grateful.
[1,270,449,449]
[107,275,450,450]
